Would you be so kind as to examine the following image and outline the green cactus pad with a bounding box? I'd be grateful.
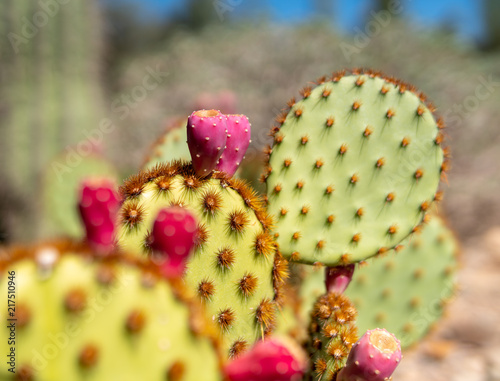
[306,292,358,381]
[117,161,285,356]
[0,242,221,381]
[42,154,118,238]
[142,118,190,170]
[297,214,459,349]
[265,70,446,265]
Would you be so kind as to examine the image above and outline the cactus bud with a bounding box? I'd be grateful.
[150,207,197,278]
[78,178,119,255]
[325,264,355,294]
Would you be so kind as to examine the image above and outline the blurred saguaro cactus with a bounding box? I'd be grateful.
[0,0,105,240]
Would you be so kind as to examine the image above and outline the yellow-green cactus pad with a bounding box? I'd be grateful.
[117,161,286,356]
[0,241,221,381]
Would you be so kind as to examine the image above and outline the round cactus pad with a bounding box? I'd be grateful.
[266,71,445,265]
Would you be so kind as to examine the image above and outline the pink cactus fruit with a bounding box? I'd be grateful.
[337,329,402,381]
[149,207,198,278]
[187,109,227,176]
[224,337,307,381]
[325,264,355,294]
[215,114,251,176]
[78,178,120,255]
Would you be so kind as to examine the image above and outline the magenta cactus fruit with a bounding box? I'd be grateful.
[337,328,402,381]
[215,114,251,176]
[150,207,198,278]
[78,178,120,255]
[325,264,355,294]
[224,337,307,381]
[187,109,227,176]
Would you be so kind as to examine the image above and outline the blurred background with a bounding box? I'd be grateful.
[0,1,499,378]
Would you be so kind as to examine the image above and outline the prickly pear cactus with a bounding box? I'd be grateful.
[0,241,221,381]
[307,292,358,381]
[265,69,447,265]
[117,161,286,356]
[42,154,118,238]
[142,118,190,170]
[296,214,459,348]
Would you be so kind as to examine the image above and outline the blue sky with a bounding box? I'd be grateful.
[102,0,486,42]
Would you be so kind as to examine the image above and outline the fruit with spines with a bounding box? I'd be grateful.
[187,110,227,176]
[337,329,402,381]
[307,292,358,381]
[295,214,458,348]
[117,161,284,355]
[265,69,445,265]
[78,178,120,255]
[215,114,251,176]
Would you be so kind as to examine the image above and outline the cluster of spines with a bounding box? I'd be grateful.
[308,292,358,381]
[262,67,449,186]
[121,161,269,224]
